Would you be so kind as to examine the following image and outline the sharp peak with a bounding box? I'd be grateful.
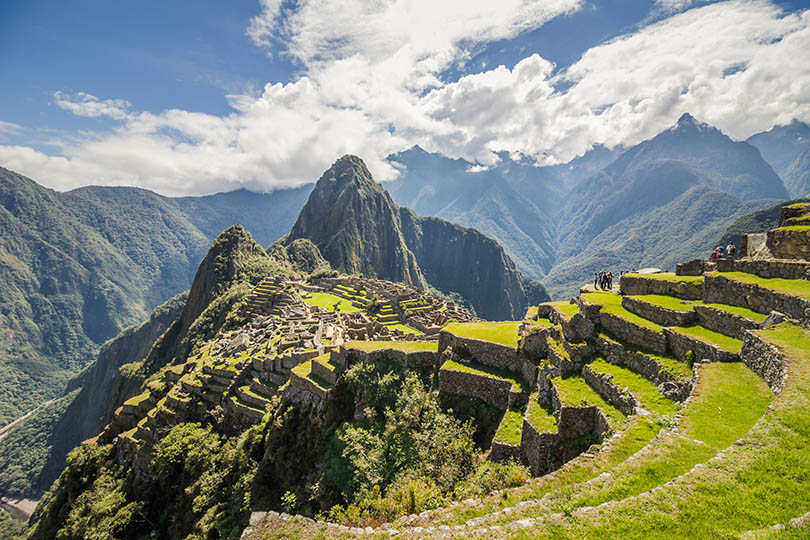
[315,154,382,192]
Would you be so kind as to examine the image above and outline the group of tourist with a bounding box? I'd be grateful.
[594,271,615,290]
[710,241,736,263]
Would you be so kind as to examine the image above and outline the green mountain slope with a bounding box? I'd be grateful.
[747,119,810,197]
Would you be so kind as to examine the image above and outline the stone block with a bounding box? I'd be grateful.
[438,365,512,410]
[664,328,738,363]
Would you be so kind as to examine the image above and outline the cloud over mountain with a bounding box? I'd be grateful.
[0,0,808,196]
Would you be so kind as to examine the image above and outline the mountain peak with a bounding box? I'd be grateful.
[320,154,378,191]
[674,112,707,131]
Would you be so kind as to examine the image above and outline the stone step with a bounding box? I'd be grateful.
[581,292,668,355]
[693,304,765,340]
[550,374,627,433]
[236,385,272,410]
[489,407,524,463]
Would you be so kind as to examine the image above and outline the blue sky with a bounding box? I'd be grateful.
[1,0,809,195]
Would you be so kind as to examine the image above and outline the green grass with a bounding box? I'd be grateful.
[785,202,810,209]
[123,391,151,408]
[493,408,525,445]
[627,294,700,313]
[290,360,312,378]
[525,395,557,433]
[702,302,768,323]
[596,331,693,380]
[525,306,539,320]
[312,353,340,373]
[552,375,626,429]
[444,321,522,347]
[542,301,580,319]
[775,224,810,231]
[623,272,704,284]
[669,325,743,354]
[343,340,438,353]
[588,358,677,417]
[714,271,810,302]
[582,292,664,333]
[302,292,363,313]
[384,323,424,335]
[441,359,527,393]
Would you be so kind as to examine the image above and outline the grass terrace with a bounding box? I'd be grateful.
[343,340,438,353]
[302,292,363,313]
[524,305,539,320]
[627,294,700,312]
[493,407,525,445]
[622,272,704,284]
[775,224,810,231]
[703,302,769,323]
[596,331,692,380]
[713,271,810,302]
[542,301,580,319]
[441,359,528,393]
[444,321,522,347]
[525,395,557,433]
[670,325,743,354]
[552,375,627,430]
[588,358,678,417]
[312,353,340,374]
[581,292,665,333]
[290,360,332,390]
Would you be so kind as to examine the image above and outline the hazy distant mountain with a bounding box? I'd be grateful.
[748,120,810,197]
[287,155,549,319]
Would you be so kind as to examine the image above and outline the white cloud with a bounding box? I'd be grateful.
[2,0,809,196]
[53,92,131,120]
[0,121,21,135]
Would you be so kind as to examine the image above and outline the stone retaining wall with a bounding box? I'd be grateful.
[741,331,788,394]
[619,275,703,300]
[489,441,522,463]
[310,360,338,386]
[438,366,512,410]
[693,305,758,340]
[621,296,696,327]
[519,421,560,476]
[766,228,810,260]
[582,364,638,415]
[664,328,738,363]
[439,332,523,378]
[593,334,692,401]
[598,312,668,355]
[676,259,716,276]
[704,273,810,322]
[289,371,329,401]
[732,259,810,281]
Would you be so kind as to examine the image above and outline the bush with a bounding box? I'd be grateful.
[454,460,530,499]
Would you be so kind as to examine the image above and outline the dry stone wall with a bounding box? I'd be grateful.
[704,273,810,322]
[438,367,512,410]
[582,364,638,415]
[620,275,703,300]
[693,305,758,340]
[732,259,810,281]
[767,229,810,260]
[741,331,788,394]
[622,296,696,327]
[664,328,738,363]
[438,332,523,376]
[598,312,668,355]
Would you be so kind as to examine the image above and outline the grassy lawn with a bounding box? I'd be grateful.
[493,407,525,445]
[627,294,700,313]
[444,321,522,347]
[302,291,363,313]
[542,301,580,319]
[713,271,810,302]
[588,358,678,417]
[525,395,557,433]
[702,302,768,323]
[441,359,527,392]
[622,272,704,284]
[582,292,665,333]
[525,305,539,320]
[553,375,626,429]
[384,323,424,335]
[670,325,743,354]
[344,340,438,353]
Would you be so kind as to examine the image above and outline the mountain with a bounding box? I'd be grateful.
[287,155,549,319]
[384,146,619,279]
[747,120,810,197]
[0,167,309,430]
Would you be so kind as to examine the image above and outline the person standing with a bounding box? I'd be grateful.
[711,248,719,263]
[727,241,736,259]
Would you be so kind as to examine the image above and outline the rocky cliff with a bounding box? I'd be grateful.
[287,155,549,319]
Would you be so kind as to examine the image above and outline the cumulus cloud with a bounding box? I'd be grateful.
[53,92,132,120]
[1,0,809,195]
